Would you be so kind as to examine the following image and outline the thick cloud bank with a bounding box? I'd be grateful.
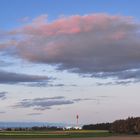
[3,14,140,81]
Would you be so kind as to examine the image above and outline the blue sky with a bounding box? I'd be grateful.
[1,0,140,29]
[0,0,140,125]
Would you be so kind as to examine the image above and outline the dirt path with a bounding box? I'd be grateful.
[1,136,140,140]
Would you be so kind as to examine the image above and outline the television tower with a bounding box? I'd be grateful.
[76,114,79,126]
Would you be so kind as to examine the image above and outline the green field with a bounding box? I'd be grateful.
[0,130,114,138]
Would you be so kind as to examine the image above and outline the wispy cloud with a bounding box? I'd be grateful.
[0,60,12,67]
[0,111,6,114]
[0,92,7,100]
[27,83,77,87]
[13,96,93,110]
[27,113,42,116]
[17,16,30,23]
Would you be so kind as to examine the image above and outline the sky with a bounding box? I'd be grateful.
[0,0,140,125]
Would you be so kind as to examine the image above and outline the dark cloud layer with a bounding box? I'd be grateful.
[0,70,48,84]
[13,96,92,110]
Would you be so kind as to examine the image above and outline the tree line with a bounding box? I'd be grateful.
[4,126,63,131]
[83,117,140,134]
[111,117,140,134]
[82,123,111,130]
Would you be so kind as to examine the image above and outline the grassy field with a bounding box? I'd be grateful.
[0,130,114,138]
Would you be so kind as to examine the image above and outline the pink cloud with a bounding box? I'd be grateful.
[17,14,130,37]
[2,14,140,80]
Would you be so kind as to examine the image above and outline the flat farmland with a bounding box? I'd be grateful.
[0,130,140,139]
[0,130,111,138]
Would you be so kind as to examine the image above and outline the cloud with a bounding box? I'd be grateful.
[0,40,17,50]
[95,69,140,85]
[0,60,12,67]
[96,81,131,86]
[0,111,6,114]
[26,83,65,87]
[27,83,77,87]
[18,16,30,23]
[47,84,77,87]
[13,96,92,110]
[0,92,7,100]
[27,113,42,116]
[2,13,140,82]
[0,70,48,84]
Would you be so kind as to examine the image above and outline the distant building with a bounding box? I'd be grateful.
[74,126,82,130]
[65,126,73,130]
[64,126,82,130]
